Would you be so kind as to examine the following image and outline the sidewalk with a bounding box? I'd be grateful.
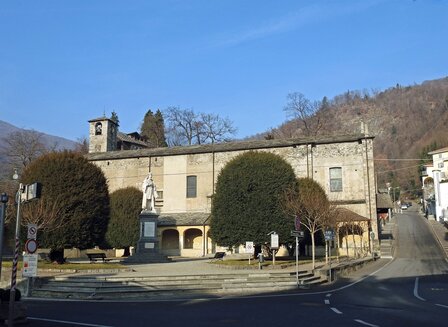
[427,219,448,258]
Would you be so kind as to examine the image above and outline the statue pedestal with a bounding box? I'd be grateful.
[124,211,170,263]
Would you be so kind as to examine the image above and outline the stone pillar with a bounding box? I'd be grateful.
[137,211,159,254]
[125,211,169,263]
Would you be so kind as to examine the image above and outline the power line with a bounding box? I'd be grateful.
[377,164,423,174]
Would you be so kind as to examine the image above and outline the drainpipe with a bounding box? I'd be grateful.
[202,215,211,257]
[364,133,374,253]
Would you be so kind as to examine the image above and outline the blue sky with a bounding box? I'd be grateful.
[1,0,447,141]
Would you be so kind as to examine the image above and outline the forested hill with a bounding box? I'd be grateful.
[265,77,448,195]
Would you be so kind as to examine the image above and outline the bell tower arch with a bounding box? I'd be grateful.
[88,117,118,153]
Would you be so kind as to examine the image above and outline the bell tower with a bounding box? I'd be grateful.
[88,117,118,153]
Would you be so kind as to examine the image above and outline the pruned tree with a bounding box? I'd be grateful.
[141,109,168,147]
[21,151,109,262]
[210,151,297,250]
[283,177,336,269]
[105,187,142,256]
[283,92,325,137]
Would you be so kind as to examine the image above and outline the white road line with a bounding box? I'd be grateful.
[435,303,448,309]
[413,277,426,301]
[28,317,114,327]
[324,299,330,305]
[330,307,343,314]
[326,293,332,298]
[354,319,379,327]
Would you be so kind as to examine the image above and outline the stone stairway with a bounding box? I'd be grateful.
[29,270,326,300]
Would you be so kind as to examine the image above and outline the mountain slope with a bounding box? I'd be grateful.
[268,76,448,195]
[0,120,77,151]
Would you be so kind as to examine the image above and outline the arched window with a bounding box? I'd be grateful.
[95,122,102,135]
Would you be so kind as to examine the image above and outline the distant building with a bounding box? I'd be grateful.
[88,117,149,153]
[87,116,378,257]
[426,147,448,221]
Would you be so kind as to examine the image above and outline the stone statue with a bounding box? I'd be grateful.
[141,173,158,213]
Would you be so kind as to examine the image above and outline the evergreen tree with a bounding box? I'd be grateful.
[110,111,119,125]
[210,151,297,248]
[105,187,142,256]
[141,109,168,147]
[21,151,110,257]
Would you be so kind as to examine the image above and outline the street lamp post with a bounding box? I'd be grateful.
[8,182,24,327]
[0,193,8,281]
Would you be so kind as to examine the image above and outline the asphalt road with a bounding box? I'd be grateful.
[21,208,448,327]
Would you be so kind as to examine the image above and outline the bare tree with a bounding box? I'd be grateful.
[164,107,236,146]
[282,178,336,269]
[200,113,236,144]
[0,130,48,169]
[284,92,324,137]
[164,106,200,146]
[20,197,65,231]
[74,136,89,154]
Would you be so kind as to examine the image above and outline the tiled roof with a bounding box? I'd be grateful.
[428,146,448,155]
[157,212,211,226]
[335,208,370,222]
[117,132,149,147]
[376,193,393,209]
[87,133,373,161]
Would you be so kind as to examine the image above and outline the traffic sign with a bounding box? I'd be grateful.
[324,229,335,241]
[295,216,301,231]
[245,241,254,254]
[271,233,279,249]
[22,254,38,277]
[27,224,37,240]
[291,230,304,238]
[25,239,38,254]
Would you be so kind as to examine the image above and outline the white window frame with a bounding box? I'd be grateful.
[329,167,343,192]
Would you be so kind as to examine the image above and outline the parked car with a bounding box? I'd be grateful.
[401,204,408,210]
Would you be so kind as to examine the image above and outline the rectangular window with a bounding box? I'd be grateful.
[186,175,197,198]
[330,167,343,192]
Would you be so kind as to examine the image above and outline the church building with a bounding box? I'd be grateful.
[86,116,378,257]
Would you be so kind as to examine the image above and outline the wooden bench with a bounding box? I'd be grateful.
[86,252,111,263]
[211,252,225,261]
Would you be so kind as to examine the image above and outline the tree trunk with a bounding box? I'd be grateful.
[311,231,316,270]
[123,246,130,257]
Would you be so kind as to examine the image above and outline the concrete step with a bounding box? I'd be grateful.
[30,270,324,300]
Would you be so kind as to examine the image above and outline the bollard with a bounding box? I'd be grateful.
[257,253,264,270]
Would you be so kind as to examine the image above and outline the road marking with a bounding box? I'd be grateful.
[330,307,342,314]
[326,293,332,297]
[414,277,426,301]
[435,303,448,309]
[28,317,114,327]
[324,299,330,305]
[354,319,379,327]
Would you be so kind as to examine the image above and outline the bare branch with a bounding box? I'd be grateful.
[0,130,48,169]
[21,196,66,231]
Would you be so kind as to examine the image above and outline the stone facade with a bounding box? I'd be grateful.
[87,117,377,257]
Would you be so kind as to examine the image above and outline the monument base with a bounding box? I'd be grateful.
[123,210,170,263]
[124,252,171,263]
